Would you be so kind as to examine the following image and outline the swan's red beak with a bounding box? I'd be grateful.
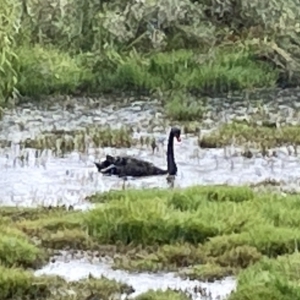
[176,137,181,142]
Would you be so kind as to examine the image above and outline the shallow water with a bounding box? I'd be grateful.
[3,90,300,298]
[2,91,300,207]
[35,255,236,299]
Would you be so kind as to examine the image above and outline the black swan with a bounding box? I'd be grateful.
[94,127,181,178]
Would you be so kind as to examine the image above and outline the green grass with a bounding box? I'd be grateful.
[3,185,300,299]
[15,45,93,97]
[0,44,277,106]
[135,290,191,300]
[0,226,45,268]
[229,253,300,300]
[1,40,280,126]
[179,262,235,282]
[199,121,300,149]
[5,44,278,123]
[3,45,278,104]
[1,0,298,107]
[0,266,51,299]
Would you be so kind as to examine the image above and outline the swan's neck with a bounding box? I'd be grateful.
[167,133,174,159]
[167,132,177,175]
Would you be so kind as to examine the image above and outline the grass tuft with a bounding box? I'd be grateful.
[199,121,300,149]
[2,185,300,299]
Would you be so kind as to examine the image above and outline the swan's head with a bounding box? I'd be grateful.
[95,155,116,170]
[171,127,181,142]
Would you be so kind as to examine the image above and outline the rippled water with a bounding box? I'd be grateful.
[35,255,236,300]
[2,92,300,207]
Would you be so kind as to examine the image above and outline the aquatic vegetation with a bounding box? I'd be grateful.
[6,42,277,102]
[0,206,71,222]
[88,185,255,205]
[179,262,235,282]
[164,91,207,122]
[199,121,300,151]
[66,276,134,300]
[135,289,191,300]
[113,243,207,272]
[22,126,133,153]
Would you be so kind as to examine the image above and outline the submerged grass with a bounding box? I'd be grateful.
[3,185,300,299]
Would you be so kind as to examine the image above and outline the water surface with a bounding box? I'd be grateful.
[35,255,236,300]
[2,91,300,207]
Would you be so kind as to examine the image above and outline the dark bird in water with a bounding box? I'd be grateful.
[94,127,181,178]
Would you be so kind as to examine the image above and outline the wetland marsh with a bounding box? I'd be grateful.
[2,89,300,299]
[3,0,300,297]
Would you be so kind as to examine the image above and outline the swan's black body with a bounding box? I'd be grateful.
[94,127,181,178]
[94,155,168,177]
